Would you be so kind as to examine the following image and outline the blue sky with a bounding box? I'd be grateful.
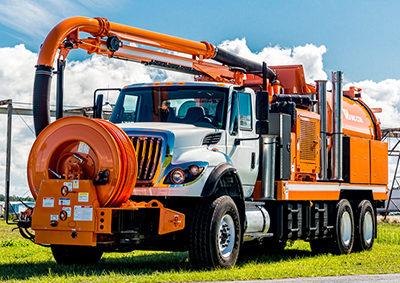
[1,0,400,82]
[2,0,400,196]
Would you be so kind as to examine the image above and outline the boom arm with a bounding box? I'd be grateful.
[33,17,278,136]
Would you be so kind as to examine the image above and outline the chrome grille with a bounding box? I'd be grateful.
[129,136,162,182]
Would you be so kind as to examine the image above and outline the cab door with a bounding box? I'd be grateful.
[226,89,259,198]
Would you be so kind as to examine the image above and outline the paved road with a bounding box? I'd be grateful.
[203,273,400,283]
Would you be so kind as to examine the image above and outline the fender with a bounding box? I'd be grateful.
[201,163,243,199]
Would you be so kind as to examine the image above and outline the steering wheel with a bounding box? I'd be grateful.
[196,116,212,123]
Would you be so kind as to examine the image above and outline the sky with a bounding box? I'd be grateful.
[1,0,400,196]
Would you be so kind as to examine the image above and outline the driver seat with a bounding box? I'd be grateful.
[184,106,205,124]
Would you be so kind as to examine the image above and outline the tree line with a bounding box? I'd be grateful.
[0,194,35,202]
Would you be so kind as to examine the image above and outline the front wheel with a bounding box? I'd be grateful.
[189,195,242,269]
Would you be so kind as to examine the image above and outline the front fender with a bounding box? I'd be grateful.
[201,163,243,199]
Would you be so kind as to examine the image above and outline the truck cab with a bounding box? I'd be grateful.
[110,82,260,198]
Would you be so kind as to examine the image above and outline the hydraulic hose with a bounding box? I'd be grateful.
[33,17,105,136]
[213,47,276,82]
[33,65,53,136]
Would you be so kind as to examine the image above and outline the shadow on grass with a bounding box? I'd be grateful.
[0,247,315,280]
[237,246,314,267]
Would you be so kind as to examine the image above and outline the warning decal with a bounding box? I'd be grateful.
[74,205,93,221]
[59,198,70,206]
[50,215,59,221]
[73,180,79,189]
[62,207,72,217]
[43,197,54,207]
[78,192,89,202]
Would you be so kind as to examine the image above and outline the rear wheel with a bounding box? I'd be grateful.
[353,200,375,252]
[51,245,103,265]
[189,195,241,269]
[330,199,354,254]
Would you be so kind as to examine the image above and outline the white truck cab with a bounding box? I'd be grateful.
[110,82,259,198]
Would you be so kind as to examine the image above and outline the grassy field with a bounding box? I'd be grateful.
[1,220,400,282]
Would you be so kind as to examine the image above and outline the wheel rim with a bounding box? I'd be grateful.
[363,211,373,244]
[341,211,352,246]
[218,214,235,258]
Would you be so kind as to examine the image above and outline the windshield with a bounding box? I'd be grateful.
[110,85,227,129]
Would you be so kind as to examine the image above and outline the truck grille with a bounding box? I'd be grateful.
[129,136,162,182]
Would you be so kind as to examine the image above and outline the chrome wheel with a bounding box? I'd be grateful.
[341,211,352,246]
[363,211,373,244]
[218,214,235,258]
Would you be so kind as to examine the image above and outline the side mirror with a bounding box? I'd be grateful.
[94,94,103,119]
[256,90,269,121]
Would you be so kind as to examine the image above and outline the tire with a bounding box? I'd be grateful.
[330,199,354,255]
[353,200,375,252]
[51,245,103,265]
[189,195,242,269]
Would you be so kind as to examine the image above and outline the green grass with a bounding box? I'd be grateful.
[1,221,400,282]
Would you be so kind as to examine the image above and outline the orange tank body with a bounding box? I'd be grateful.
[326,92,380,140]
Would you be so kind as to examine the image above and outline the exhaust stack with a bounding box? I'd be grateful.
[331,71,343,181]
[316,80,328,181]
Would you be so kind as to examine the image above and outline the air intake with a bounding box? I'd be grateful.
[202,133,222,145]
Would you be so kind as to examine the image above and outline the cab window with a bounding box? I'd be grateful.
[238,92,252,130]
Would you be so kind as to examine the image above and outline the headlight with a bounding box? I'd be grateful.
[189,165,200,176]
[164,164,206,185]
[170,168,185,184]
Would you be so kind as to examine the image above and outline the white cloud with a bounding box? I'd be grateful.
[218,38,328,81]
[344,79,400,128]
[1,40,399,196]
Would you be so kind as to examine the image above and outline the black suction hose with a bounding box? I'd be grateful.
[33,65,53,137]
[212,47,276,82]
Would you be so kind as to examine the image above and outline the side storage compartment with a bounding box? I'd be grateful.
[370,140,388,184]
[343,136,370,184]
[343,137,387,185]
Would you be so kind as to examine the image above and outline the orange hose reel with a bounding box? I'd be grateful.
[27,116,137,207]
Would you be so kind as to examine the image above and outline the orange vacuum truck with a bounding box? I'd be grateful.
[14,17,387,269]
